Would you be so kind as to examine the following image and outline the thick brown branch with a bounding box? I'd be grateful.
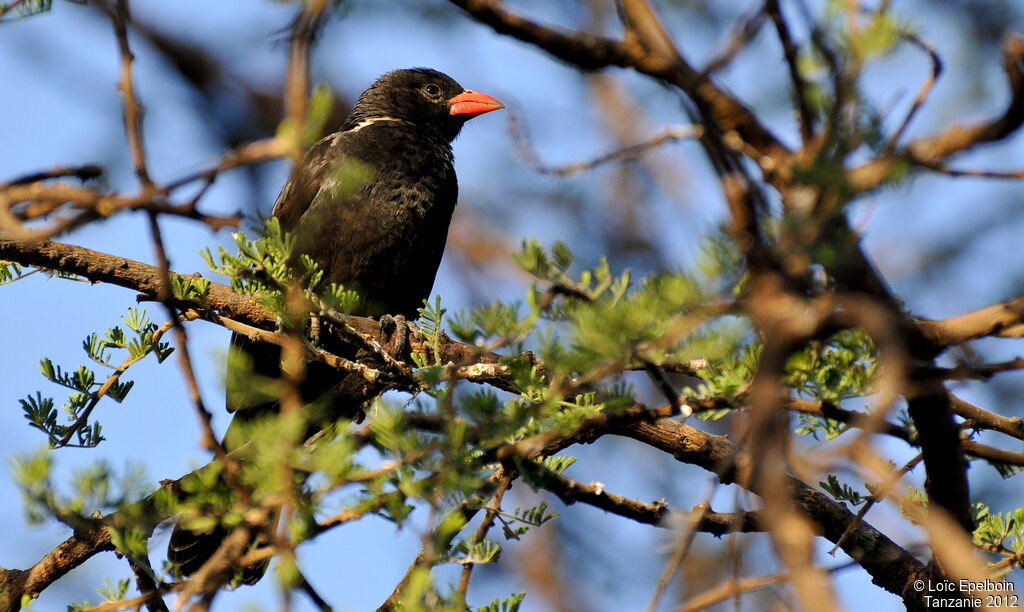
[951,394,1024,441]
[0,524,114,612]
[0,238,495,369]
[915,295,1024,347]
[615,417,938,607]
[693,507,766,537]
[495,402,938,607]
[962,440,1024,468]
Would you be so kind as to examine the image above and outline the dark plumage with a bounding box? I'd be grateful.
[167,68,503,581]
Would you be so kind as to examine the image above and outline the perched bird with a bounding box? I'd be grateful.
[167,68,503,582]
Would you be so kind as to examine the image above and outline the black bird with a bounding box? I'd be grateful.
[167,68,503,582]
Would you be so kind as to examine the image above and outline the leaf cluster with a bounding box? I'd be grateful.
[20,307,172,448]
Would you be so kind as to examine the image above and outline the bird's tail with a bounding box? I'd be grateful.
[166,333,376,584]
[167,516,273,585]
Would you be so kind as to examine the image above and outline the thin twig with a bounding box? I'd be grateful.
[644,501,709,612]
[699,4,768,77]
[1,164,103,188]
[676,573,783,612]
[918,160,1024,181]
[511,113,702,176]
[145,212,245,497]
[828,453,923,555]
[164,138,285,191]
[886,32,942,152]
[766,0,815,143]
[458,476,512,601]
[283,0,328,159]
[57,319,176,446]
[675,561,858,612]
[641,359,685,417]
[110,0,152,190]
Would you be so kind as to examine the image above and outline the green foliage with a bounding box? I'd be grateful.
[453,538,502,565]
[787,329,877,402]
[498,501,558,541]
[795,413,847,440]
[414,295,447,367]
[11,449,151,533]
[276,81,336,149]
[394,567,463,612]
[478,592,526,612]
[67,576,130,612]
[201,217,298,296]
[323,157,374,203]
[13,222,978,610]
[306,82,336,146]
[512,238,577,287]
[275,556,302,590]
[826,2,905,64]
[201,217,360,330]
[98,577,130,602]
[899,485,929,523]
[688,341,759,422]
[10,449,53,524]
[1,260,84,285]
[788,329,877,439]
[170,273,211,305]
[0,0,54,21]
[511,238,745,381]
[973,504,1024,574]
[0,260,31,285]
[790,4,919,196]
[820,474,867,506]
[371,401,425,458]
[449,300,533,346]
[21,307,171,448]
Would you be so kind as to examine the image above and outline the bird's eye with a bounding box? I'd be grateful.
[423,83,441,97]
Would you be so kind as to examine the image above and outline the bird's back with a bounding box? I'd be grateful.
[274,121,458,318]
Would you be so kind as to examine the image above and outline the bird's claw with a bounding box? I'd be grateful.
[309,315,322,344]
[379,314,408,359]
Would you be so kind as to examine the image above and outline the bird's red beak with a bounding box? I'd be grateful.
[449,89,504,117]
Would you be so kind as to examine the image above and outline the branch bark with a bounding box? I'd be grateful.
[0,238,496,370]
[616,417,941,609]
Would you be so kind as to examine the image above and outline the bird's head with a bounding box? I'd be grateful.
[344,68,504,140]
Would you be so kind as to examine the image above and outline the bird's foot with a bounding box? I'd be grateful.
[378,314,408,359]
[309,315,322,344]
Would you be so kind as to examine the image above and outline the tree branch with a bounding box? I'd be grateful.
[849,32,1024,193]
[616,417,941,608]
[0,524,114,612]
[446,0,789,168]
[916,295,1024,347]
[0,238,497,370]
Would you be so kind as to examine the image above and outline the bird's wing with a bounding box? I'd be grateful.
[224,133,344,416]
[270,132,345,231]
